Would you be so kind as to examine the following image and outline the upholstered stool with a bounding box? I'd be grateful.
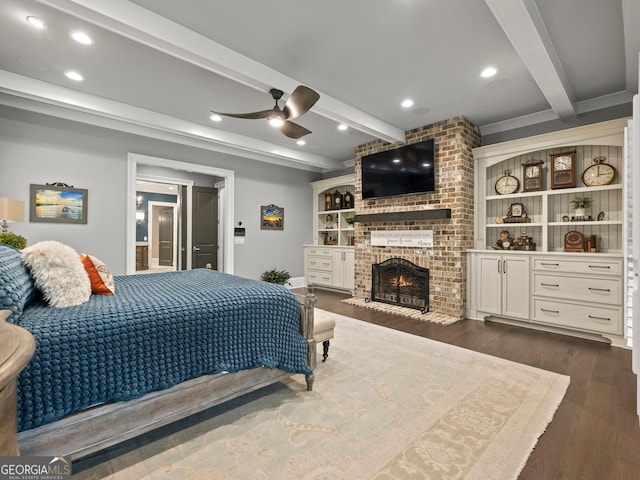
[313,310,336,362]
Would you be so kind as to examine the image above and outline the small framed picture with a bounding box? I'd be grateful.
[30,184,88,224]
[261,204,284,230]
[508,203,525,217]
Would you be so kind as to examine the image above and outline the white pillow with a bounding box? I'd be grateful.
[21,240,91,308]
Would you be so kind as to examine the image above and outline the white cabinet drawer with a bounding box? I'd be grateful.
[532,273,622,304]
[532,298,622,335]
[306,256,333,272]
[532,258,622,276]
[307,270,333,286]
[305,248,333,258]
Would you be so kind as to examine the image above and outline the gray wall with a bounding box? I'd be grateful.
[0,106,315,279]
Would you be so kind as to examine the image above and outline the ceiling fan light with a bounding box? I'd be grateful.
[209,113,222,122]
[269,117,285,127]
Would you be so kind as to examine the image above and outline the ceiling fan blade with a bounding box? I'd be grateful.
[281,120,312,139]
[283,86,320,120]
[212,109,273,120]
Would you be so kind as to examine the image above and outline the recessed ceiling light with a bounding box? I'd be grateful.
[269,118,284,127]
[26,16,47,29]
[401,99,414,108]
[64,70,84,81]
[296,140,306,146]
[209,113,222,122]
[70,31,93,45]
[480,67,498,78]
[337,124,348,131]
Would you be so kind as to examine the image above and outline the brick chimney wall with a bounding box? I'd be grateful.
[354,116,480,318]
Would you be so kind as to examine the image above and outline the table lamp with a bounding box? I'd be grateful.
[0,197,25,233]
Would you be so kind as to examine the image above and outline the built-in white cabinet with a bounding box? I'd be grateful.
[477,253,530,320]
[530,256,623,335]
[333,248,355,291]
[467,119,628,346]
[305,174,355,293]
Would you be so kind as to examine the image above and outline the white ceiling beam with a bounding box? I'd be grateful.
[0,70,342,172]
[485,0,577,121]
[37,0,405,144]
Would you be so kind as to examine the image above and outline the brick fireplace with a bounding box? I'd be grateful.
[353,116,480,319]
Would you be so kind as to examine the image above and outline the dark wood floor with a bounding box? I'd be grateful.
[299,288,640,480]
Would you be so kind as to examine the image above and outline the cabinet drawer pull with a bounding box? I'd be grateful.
[588,287,611,292]
[588,315,610,322]
[588,265,611,269]
[541,308,559,314]
[540,283,559,287]
[540,263,559,266]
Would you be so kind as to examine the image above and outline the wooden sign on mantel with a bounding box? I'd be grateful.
[371,230,434,248]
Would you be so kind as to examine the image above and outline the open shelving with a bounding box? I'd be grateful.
[480,144,624,253]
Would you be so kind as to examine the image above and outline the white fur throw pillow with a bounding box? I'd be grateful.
[21,240,91,308]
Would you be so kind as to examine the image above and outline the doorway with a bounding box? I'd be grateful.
[147,200,178,271]
[127,153,235,275]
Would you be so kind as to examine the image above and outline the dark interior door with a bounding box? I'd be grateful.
[192,186,218,269]
[158,206,173,266]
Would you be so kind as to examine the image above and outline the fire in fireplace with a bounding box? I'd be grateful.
[370,258,429,313]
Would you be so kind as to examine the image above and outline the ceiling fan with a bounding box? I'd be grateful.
[211,85,320,139]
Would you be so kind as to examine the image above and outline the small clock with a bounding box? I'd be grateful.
[550,151,576,189]
[581,156,616,187]
[332,190,343,210]
[495,169,520,195]
[564,230,585,252]
[343,191,354,209]
[324,192,333,211]
[522,159,544,192]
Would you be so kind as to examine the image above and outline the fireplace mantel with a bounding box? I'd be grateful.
[353,209,451,223]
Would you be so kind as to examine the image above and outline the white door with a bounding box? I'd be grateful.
[502,256,530,319]
[343,249,355,291]
[477,254,502,315]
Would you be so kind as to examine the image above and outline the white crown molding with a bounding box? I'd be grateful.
[37,0,405,144]
[0,70,343,172]
[474,117,628,166]
[480,90,633,136]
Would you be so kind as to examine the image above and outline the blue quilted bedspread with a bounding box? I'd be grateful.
[15,269,310,432]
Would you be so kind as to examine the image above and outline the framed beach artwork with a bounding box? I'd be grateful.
[30,183,88,224]
[260,204,284,230]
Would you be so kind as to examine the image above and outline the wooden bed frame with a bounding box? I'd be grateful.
[1,292,317,460]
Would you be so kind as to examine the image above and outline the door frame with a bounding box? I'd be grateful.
[126,153,235,275]
[147,200,178,269]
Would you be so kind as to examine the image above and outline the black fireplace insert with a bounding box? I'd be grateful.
[370,258,429,313]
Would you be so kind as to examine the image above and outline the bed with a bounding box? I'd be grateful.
[0,243,316,459]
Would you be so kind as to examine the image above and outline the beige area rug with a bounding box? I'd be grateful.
[74,311,569,480]
[342,296,461,325]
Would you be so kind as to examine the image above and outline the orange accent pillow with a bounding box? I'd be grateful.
[80,254,115,295]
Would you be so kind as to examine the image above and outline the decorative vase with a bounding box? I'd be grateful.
[575,208,585,219]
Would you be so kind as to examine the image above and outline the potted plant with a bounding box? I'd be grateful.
[570,196,592,219]
[344,216,355,227]
[260,268,291,286]
[0,232,27,250]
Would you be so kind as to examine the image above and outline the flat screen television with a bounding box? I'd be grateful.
[360,139,436,200]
